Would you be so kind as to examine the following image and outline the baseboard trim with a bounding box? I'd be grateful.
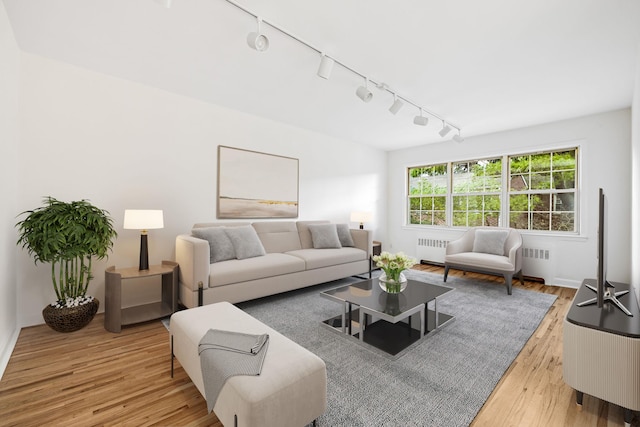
[0,326,20,380]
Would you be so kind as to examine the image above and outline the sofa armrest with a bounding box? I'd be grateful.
[176,234,211,292]
[350,229,373,257]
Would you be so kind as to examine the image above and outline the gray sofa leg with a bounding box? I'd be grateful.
[198,281,203,307]
[443,265,450,282]
[504,274,513,295]
[518,270,525,286]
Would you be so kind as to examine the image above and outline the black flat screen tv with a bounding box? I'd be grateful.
[597,187,606,308]
[578,187,631,315]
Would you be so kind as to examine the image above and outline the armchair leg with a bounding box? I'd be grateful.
[518,270,525,286]
[504,274,513,295]
[443,265,450,282]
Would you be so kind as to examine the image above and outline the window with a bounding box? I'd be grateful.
[508,149,577,232]
[406,147,578,233]
[408,164,447,226]
[452,158,502,227]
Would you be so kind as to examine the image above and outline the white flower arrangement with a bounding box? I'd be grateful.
[372,251,417,282]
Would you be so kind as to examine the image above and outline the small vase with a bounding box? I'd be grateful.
[378,272,407,293]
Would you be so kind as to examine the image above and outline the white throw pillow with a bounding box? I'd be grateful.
[308,224,342,249]
[191,227,236,263]
[224,226,266,260]
[472,229,509,256]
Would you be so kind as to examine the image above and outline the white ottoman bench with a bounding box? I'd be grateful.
[170,302,327,427]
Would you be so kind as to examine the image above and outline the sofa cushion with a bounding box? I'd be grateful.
[224,225,266,260]
[446,252,515,273]
[286,247,366,270]
[209,253,306,287]
[252,221,302,253]
[336,224,355,247]
[191,227,236,263]
[308,224,342,249]
[472,229,509,256]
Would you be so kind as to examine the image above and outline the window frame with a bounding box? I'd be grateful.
[405,146,580,235]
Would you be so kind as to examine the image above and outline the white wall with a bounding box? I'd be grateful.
[16,53,387,327]
[387,109,632,288]
[0,3,21,377]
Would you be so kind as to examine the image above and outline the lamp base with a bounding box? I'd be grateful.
[139,233,149,270]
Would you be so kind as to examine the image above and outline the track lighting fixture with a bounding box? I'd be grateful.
[247,17,269,52]
[439,121,452,137]
[389,94,404,115]
[453,132,464,143]
[317,54,334,79]
[220,0,462,135]
[413,109,428,126]
[356,78,373,103]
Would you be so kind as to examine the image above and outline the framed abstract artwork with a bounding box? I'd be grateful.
[217,145,299,218]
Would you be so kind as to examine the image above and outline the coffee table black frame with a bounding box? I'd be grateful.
[320,277,454,356]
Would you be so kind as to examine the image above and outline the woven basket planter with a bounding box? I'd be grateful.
[42,299,99,333]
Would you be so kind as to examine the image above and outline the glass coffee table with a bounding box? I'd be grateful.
[321,277,454,357]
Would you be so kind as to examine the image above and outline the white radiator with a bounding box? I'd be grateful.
[521,245,554,281]
[416,237,449,263]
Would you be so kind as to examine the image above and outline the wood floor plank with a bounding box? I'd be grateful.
[0,266,637,426]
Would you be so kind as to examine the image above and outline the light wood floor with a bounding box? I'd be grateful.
[0,266,637,426]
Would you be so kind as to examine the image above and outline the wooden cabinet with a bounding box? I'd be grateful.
[105,260,178,333]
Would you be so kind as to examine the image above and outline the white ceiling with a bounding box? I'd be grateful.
[3,0,640,151]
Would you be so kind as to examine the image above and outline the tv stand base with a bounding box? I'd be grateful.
[576,283,632,316]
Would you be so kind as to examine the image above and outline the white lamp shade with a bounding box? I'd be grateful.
[350,211,372,223]
[123,210,164,230]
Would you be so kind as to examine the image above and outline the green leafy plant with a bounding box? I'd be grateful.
[16,197,117,303]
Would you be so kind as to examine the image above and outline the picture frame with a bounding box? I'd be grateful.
[217,145,299,218]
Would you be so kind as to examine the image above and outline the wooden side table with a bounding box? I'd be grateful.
[104,260,179,333]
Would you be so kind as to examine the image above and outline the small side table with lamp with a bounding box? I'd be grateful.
[104,209,178,333]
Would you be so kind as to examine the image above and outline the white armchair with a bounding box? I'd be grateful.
[443,227,524,295]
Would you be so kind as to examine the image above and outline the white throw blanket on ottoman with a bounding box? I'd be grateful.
[198,329,269,412]
[170,302,327,427]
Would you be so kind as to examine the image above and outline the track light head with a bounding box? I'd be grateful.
[317,54,334,79]
[453,132,464,143]
[247,18,269,52]
[389,95,404,115]
[413,109,428,126]
[356,78,373,103]
[439,122,452,137]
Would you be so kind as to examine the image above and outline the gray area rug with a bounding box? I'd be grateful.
[236,269,557,427]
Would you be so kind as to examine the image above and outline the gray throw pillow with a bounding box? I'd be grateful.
[224,226,266,260]
[308,224,342,249]
[472,229,509,256]
[336,223,355,247]
[191,227,236,263]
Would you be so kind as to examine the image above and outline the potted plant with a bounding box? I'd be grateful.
[16,197,118,332]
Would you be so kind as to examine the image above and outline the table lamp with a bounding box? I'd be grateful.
[350,211,372,229]
[123,209,164,270]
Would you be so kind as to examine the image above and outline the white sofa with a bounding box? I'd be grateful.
[443,226,524,295]
[175,220,372,308]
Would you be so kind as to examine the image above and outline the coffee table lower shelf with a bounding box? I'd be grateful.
[322,308,454,356]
